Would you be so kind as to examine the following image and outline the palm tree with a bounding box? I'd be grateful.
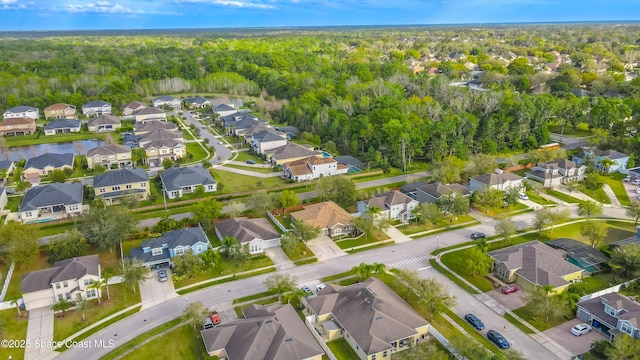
[102,272,114,301]
[75,299,89,321]
[366,206,382,223]
[52,298,72,317]
[371,262,386,278]
[351,263,373,281]
[282,287,306,308]
[122,259,150,294]
[90,280,105,304]
[475,238,488,253]
[598,158,617,174]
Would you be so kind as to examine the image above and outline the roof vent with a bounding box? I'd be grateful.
[265,320,273,324]
[285,338,293,343]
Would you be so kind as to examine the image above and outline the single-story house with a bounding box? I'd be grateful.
[215,217,280,255]
[357,190,419,223]
[44,119,81,135]
[282,156,348,182]
[122,101,147,116]
[488,240,584,293]
[469,172,524,193]
[20,255,101,311]
[3,105,39,120]
[129,226,210,268]
[82,100,112,117]
[525,159,587,187]
[159,165,217,199]
[22,153,74,182]
[153,96,181,108]
[577,292,640,341]
[201,303,324,360]
[304,278,430,360]
[0,117,37,136]
[87,114,121,132]
[19,182,84,223]
[93,168,149,205]
[44,103,76,119]
[134,107,167,124]
[290,201,353,238]
[183,96,210,109]
[87,144,133,169]
[573,148,630,174]
[0,187,7,212]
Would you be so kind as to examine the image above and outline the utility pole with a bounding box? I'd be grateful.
[401,136,407,173]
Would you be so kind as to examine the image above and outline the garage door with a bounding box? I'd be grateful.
[24,291,55,311]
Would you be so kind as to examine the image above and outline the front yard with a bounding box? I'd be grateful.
[600,173,631,206]
[233,151,264,163]
[0,308,29,360]
[471,202,530,218]
[172,255,274,289]
[335,229,390,250]
[186,142,209,163]
[398,214,477,235]
[120,323,210,360]
[211,170,287,194]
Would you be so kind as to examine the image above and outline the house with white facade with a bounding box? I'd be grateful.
[134,107,167,124]
[153,96,181,108]
[357,190,419,223]
[282,156,348,182]
[160,165,217,199]
[44,119,81,135]
[129,226,211,268]
[82,100,112,117]
[577,292,640,341]
[525,159,587,187]
[573,148,630,174]
[20,255,101,311]
[123,101,147,117]
[213,103,236,117]
[19,183,84,223]
[469,172,524,193]
[183,96,210,109]
[3,105,39,120]
[251,129,287,154]
[214,217,281,255]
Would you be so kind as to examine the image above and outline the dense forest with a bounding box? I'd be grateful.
[2,25,640,168]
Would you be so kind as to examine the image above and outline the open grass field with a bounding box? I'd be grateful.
[173,255,274,289]
[547,122,593,138]
[120,324,210,360]
[233,151,264,163]
[601,173,631,206]
[211,169,287,194]
[6,132,104,147]
[186,142,209,162]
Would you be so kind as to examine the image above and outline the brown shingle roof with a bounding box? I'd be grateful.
[290,201,352,230]
[21,255,100,293]
[214,217,279,244]
[363,190,415,209]
[45,103,74,111]
[0,117,35,126]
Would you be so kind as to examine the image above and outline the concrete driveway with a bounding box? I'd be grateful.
[139,269,178,310]
[543,318,607,356]
[264,247,295,271]
[487,287,528,310]
[25,307,54,360]
[306,235,346,261]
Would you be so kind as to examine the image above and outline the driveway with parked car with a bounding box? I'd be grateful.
[486,286,527,310]
[543,318,607,356]
[139,269,178,310]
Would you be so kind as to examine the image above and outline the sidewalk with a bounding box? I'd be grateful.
[602,184,622,207]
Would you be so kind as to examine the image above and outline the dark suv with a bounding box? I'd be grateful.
[464,313,485,330]
[470,232,486,240]
[487,330,510,349]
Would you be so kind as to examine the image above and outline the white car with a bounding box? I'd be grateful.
[633,179,640,186]
[316,284,326,292]
[635,188,640,194]
[624,176,632,182]
[518,192,529,200]
[570,323,592,336]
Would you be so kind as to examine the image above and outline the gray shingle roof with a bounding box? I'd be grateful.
[363,190,415,209]
[201,303,324,360]
[20,182,83,212]
[141,139,185,150]
[265,143,319,160]
[87,114,120,126]
[253,130,285,143]
[133,121,177,133]
[6,105,37,113]
[184,96,209,105]
[141,226,209,250]
[214,217,279,244]
[334,155,364,170]
[275,126,300,136]
[139,128,183,142]
[155,95,179,101]
[415,183,470,199]
[471,172,523,186]
[93,168,148,188]
[24,153,74,170]
[213,104,235,112]
[44,119,80,131]
[87,144,131,158]
[160,165,216,191]
[0,160,13,171]
[21,255,100,293]
[578,293,640,329]
[82,100,110,108]
[135,107,165,116]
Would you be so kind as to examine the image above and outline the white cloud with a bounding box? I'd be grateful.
[54,1,181,15]
[0,0,36,10]
[174,0,275,9]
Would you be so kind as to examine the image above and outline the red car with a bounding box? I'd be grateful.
[501,285,519,294]
[210,311,221,325]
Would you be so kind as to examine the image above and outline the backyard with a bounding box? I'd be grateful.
[211,170,287,194]
[327,338,360,360]
[5,132,104,147]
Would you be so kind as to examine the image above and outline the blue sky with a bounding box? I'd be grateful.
[2,0,640,31]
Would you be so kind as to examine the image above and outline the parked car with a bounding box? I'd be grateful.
[302,285,314,297]
[202,317,214,330]
[633,179,640,185]
[487,330,510,349]
[246,160,255,164]
[316,284,326,292]
[464,313,485,330]
[158,269,168,282]
[210,311,221,325]
[470,232,486,240]
[518,192,529,200]
[501,285,519,294]
[635,187,640,194]
[218,141,223,145]
[624,176,632,182]
[570,323,592,336]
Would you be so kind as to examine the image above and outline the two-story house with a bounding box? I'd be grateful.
[134,107,167,124]
[469,172,524,193]
[129,226,211,268]
[400,182,470,203]
[573,148,630,174]
[265,142,320,166]
[87,114,121,132]
[44,119,81,135]
[0,117,36,136]
[19,182,84,223]
[159,165,217,199]
[358,190,419,223]
[304,278,429,360]
[3,105,39,120]
[183,96,210,109]
[212,103,236,117]
[122,101,147,117]
[20,255,101,310]
[153,96,181,108]
[87,144,132,169]
[251,129,288,154]
[214,217,281,255]
[282,156,348,182]
[133,121,178,136]
[577,292,640,341]
[525,159,587,187]
[44,103,76,119]
[93,168,149,205]
[22,153,74,183]
[139,128,186,167]
[82,100,112,117]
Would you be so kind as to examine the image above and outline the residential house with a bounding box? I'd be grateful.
[0,160,15,180]
[153,95,181,108]
[133,121,178,136]
[573,148,630,174]
[22,153,74,182]
[275,126,301,139]
[19,182,84,222]
[160,165,217,199]
[44,103,76,119]
[0,187,7,212]
[304,278,430,360]
[134,107,167,124]
[82,100,112,117]
[183,96,210,109]
[212,103,236,117]
[399,182,470,203]
[577,292,640,341]
[122,101,147,116]
[611,227,640,249]
[20,255,101,311]
[214,217,280,255]
[201,303,324,360]
[122,132,139,148]
[0,117,36,136]
[282,156,348,182]
[469,172,524,193]
[220,112,263,136]
[139,129,186,167]
[44,119,81,135]
[487,240,584,293]
[86,144,132,169]
[93,168,149,205]
[357,190,419,223]
[525,159,587,187]
[334,156,364,172]
[265,142,320,166]
[129,226,210,268]
[251,129,288,154]
[87,114,121,132]
[290,201,353,238]
[3,105,39,120]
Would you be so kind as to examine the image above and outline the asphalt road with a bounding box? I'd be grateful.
[178,110,231,165]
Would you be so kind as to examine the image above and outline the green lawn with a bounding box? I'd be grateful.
[578,272,623,294]
[36,221,77,237]
[399,214,476,235]
[234,151,264,163]
[327,338,361,360]
[182,129,195,140]
[601,173,631,206]
[53,283,141,341]
[223,163,279,174]
[512,303,569,331]
[547,122,593,138]
[579,186,611,204]
[335,230,390,249]
[0,308,29,360]
[5,132,103,147]
[101,318,184,360]
[5,195,23,212]
[121,324,210,360]
[544,188,585,204]
[173,255,274,289]
[472,202,529,218]
[211,170,287,194]
[282,241,315,261]
[525,190,557,206]
[186,142,209,163]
